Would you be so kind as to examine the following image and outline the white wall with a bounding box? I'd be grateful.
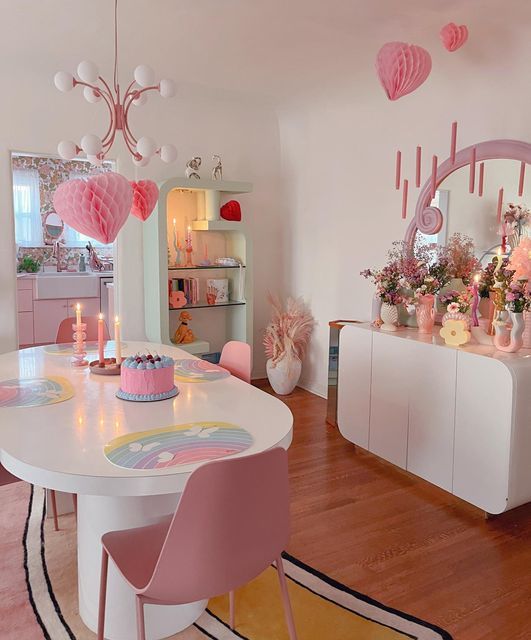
[278,34,531,397]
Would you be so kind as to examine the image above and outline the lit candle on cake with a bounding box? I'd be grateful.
[98,313,105,365]
[75,303,82,327]
[114,316,122,364]
[471,273,480,327]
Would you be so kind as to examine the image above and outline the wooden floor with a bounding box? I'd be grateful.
[254,381,531,640]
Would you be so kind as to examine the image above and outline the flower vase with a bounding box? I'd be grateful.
[380,303,399,332]
[437,278,466,313]
[494,311,525,353]
[416,294,435,334]
[442,311,470,329]
[522,311,531,349]
[266,355,302,395]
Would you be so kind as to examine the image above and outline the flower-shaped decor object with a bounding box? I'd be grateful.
[440,319,471,346]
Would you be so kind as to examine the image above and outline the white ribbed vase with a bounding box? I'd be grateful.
[380,303,399,332]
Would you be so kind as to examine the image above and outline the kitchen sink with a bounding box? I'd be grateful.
[35,273,100,299]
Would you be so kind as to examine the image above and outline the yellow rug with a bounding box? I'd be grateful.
[21,486,452,639]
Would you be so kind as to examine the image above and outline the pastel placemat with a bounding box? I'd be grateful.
[104,421,253,470]
[0,376,74,408]
[44,341,126,356]
[173,359,231,383]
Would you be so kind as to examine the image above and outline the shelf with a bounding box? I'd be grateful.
[168,265,245,271]
[170,300,246,310]
[161,177,252,194]
[170,339,210,355]
[191,220,247,232]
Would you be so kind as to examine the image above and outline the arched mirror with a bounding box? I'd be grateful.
[43,211,64,244]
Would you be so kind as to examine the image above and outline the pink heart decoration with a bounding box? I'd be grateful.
[53,172,133,244]
[440,23,468,52]
[130,180,159,222]
[376,42,432,101]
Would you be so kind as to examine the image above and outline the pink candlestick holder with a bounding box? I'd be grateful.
[185,245,194,267]
[71,323,88,367]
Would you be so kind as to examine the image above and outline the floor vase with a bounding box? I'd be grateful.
[266,356,302,395]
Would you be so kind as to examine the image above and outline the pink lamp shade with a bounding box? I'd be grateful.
[53,172,133,244]
[130,180,159,221]
[376,42,432,101]
[440,23,469,52]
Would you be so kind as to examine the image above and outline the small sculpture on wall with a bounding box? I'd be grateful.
[211,154,223,180]
[185,157,201,179]
[173,310,195,344]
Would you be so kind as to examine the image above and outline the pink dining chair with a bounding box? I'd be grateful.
[219,340,252,383]
[56,316,110,344]
[0,464,62,530]
[97,448,297,640]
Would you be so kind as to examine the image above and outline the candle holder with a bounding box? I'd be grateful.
[71,323,88,367]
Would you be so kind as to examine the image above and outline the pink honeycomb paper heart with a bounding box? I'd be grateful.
[130,180,159,222]
[440,23,468,52]
[376,42,432,101]
[53,172,133,244]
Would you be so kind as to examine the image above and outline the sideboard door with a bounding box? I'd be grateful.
[337,327,372,447]
[453,353,512,514]
[369,333,410,468]
[407,342,457,492]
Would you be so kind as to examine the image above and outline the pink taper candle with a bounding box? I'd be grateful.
[430,155,438,200]
[415,146,422,188]
[478,162,485,197]
[401,179,408,219]
[98,313,105,365]
[395,150,401,190]
[469,147,476,194]
[518,161,526,197]
[471,274,480,327]
[75,303,82,327]
[114,316,121,363]
[497,187,504,223]
[450,121,457,164]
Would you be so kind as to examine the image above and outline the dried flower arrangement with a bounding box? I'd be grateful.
[263,294,314,366]
[444,233,480,283]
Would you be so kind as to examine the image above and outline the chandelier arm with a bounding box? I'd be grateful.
[122,81,137,102]
[100,99,117,146]
[120,130,139,158]
[122,100,139,145]
[122,120,138,149]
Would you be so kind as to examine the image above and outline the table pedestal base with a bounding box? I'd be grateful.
[78,493,207,640]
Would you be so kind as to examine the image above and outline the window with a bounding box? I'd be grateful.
[13,168,42,246]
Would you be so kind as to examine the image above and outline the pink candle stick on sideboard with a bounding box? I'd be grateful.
[98,313,105,365]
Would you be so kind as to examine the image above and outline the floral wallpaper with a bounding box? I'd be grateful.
[13,155,114,271]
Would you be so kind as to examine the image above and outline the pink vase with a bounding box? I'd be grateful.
[416,294,435,334]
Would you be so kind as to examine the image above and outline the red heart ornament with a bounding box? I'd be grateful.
[376,42,432,101]
[130,180,159,221]
[440,23,469,52]
[53,172,133,244]
[220,200,242,222]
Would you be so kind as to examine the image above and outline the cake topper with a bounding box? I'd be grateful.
[185,156,201,179]
[212,154,223,180]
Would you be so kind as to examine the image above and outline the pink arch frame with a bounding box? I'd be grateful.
[405,139,531,246]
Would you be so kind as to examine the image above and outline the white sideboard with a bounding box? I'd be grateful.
[337,323,531,514]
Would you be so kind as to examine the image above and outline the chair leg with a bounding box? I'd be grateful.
[229,590,235,629]
[73,493,78,518]
[136,596,146,640]
[276,556,298,640]
[97,549,109,640]
[50,490,59,531]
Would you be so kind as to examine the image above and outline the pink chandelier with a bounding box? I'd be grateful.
[54,0,177,167]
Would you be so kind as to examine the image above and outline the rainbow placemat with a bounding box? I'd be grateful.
[173,359,231,383]
[0,376,74,408]
[44,341,126,356]
[104,421,253,470]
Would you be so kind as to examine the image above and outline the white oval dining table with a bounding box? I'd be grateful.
[0,342,293,640]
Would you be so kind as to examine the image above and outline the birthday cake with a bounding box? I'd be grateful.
[116,353,178,402]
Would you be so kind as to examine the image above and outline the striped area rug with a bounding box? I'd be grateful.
[19,485,452,639]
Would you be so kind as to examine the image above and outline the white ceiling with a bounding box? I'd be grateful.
[3,0,531,104]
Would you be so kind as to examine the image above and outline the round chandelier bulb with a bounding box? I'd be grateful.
[87,154,103,166]
[77,60,99,83]
[134,64,156,88]
[54,71,75,92]
[80,133,103,156]
[57,140,79,160]
[83,86,101,103]
[136,136,157,158]
[159,144,178,163]
[159,78,176,98]
[132,92,147,107]
[132,154,150,167]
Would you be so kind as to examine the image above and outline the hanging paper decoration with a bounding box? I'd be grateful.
[53,172,133,244]
[130,180,159,221]
[376,42,432,101]
[220,200,242,222]
[440,23,469,52]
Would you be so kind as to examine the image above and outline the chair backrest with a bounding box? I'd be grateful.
[0,464,19,487]
[219,340,252,383]
[56,316,110,344]
[142,448,290,602]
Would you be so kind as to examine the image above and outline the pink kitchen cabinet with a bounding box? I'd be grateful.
[66,297,101,318]
[33,299,70,344]
[18,312,34,346]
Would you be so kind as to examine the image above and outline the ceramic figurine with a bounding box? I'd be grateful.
[173,311,195,344]
[185,157,201,179]
[211,154,222,180]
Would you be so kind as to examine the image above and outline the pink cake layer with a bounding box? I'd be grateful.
[120,366,175,396]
